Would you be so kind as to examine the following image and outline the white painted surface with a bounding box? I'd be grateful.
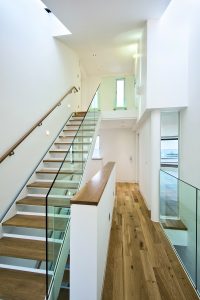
[101,110,137,121]
[161,111,179,137]
[136,25,147,119]
[99,75,136,111]
[83,159,104,183]
[43,0,170,76]
[150,110,161,222]
[100,128,136,182]
[70,166,115,300]
[97,168,116,300]
[146,1,189,110]
[179,0,200,189]
[138,114,151,209]
[81,76,101,110]
[0,0,81,220]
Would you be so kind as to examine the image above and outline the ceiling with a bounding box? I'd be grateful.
[42,0,171,77]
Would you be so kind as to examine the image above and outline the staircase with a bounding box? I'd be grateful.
[0,111,99,300]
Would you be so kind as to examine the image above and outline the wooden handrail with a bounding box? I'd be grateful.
[70,162,115,206]
[0,86,78,164]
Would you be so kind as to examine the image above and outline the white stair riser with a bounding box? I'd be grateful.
[43,161,86,169]
[36,173,82,180]
[26,187,78,195]
[2,226,46,238]
[0,256,45,270]
[48,152,88,159]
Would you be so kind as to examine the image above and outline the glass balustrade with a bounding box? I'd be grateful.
[45,93,100,298]
[198,189,200,293]
[160,169,199,294]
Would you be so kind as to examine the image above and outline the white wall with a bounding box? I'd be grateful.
[99,128,136,182]
[146,1,189,110]
[81,75,101,110]
[136,25,147,119]
[70,166,115,300]
[0,0,81,219]
[179,0,200,189]
[138,115,151,209]
[99,75,136,111]
[161,111,179,137]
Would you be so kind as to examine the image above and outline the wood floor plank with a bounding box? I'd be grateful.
[102,183,199,300]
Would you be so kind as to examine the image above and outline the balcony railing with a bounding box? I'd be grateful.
[160,169,200,295]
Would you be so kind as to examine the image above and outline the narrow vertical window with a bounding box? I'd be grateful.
[91,91,99,110]
[92,135,101,159]
[116,79,125,108]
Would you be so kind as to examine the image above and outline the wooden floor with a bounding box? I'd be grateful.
[102,183,199,300]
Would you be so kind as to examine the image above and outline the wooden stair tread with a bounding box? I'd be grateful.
[0,237,47,261]
[17,196,70,207]
[67,123,95,126]
[59,135,93,138]
[62,269,69,285]
[161,219,187,230]
[0,268,46,300]
[49,150,88,153]
[63,129,94,132]
[54,142,90,145]
[58,288,69,300]
[27,181,78,189]
[73,112,86,117]
[36,169,82,175]
[43,158,85,163]
[49,150,68,153]
[3,214,68,231]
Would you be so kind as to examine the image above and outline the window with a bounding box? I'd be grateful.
[116,79,125,108]
[91,91,99,110]
[161,137,178,167]
[92,135,101,159]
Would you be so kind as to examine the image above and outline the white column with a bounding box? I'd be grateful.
[150,109,161,222]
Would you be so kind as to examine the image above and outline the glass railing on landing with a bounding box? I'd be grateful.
[45,94,100,299]
[160,169,200,295]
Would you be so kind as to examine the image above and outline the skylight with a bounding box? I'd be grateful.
[40,1,71,36]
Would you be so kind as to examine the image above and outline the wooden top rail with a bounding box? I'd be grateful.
[0,86,78,164]
[71,162,115,206]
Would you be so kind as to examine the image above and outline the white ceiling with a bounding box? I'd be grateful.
[42,0,170,77]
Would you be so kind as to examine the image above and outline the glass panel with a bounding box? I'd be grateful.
[178,180,196,284]
[160,112,179,177]
[91,91,99,109]
[116,79,125,107]
[161,138,178,167]
[160,170,179,218]
[197,189,200,292]
[160,170,197,289]
[46,89,100,297]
